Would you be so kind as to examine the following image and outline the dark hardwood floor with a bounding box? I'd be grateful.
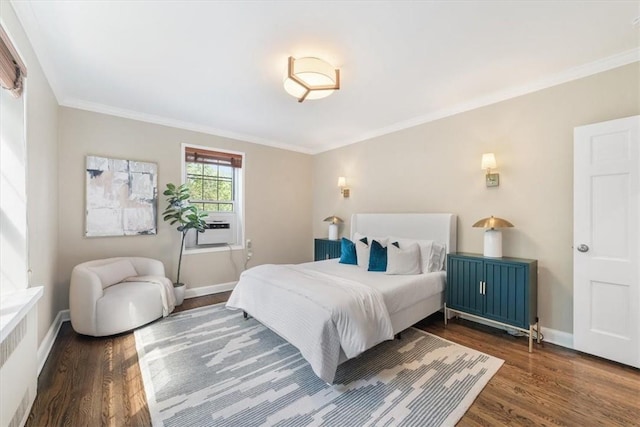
[27,293,640,426]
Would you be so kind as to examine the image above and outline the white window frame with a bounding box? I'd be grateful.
[180,143,245,254]
[0,45,28,294]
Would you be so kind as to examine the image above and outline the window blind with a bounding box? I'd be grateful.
[185,146,242,168]
[0,25,27,98]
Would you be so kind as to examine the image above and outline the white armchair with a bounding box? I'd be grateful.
[69,257,176,336]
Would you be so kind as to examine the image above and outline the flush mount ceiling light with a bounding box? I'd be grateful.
[284,56,340,102]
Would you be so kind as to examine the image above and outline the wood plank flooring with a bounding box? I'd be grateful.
[27,293,640,426]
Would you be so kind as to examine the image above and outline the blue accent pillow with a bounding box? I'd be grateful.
[339,238,357,265]
[368,239,388,272]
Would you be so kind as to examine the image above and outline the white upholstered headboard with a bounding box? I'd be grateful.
[350,213,457,253]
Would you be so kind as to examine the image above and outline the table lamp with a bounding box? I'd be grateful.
[323,216,343,240]
[472,216,514,257]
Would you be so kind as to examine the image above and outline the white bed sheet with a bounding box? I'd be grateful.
[301,258,446,316]
[226,263,394,383]
[226,259,446,383]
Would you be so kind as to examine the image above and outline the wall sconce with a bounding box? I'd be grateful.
[472,216,514,257]
[481,153,499,187]
[338,176,350,198]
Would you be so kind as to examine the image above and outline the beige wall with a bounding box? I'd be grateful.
[1,3,60,345]
[3,3,636,346]
[58,108,312,295]
[312,63,640,335]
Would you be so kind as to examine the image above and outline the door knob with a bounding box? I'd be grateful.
[577,244,589,253]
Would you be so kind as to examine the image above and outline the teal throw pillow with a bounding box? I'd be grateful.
[368,239,388,272]
[339,238,357,265]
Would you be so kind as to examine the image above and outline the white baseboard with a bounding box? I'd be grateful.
[541,327,574,349]
[37,309,70,376]
[185,281,236,299]
[455,313,574,350]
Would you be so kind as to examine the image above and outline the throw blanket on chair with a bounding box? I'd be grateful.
[122,275,176,316]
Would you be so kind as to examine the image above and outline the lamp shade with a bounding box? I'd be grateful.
[323,216,344,224]
[481,153,497,170]
[284,57,340,102]
[337,177,346,187]
[472,216,513,229]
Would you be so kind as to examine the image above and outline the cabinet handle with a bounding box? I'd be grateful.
[478,281,486,295]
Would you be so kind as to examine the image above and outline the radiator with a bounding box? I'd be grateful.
[0,288,43,427]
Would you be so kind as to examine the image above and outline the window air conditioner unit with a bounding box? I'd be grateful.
[197,213,236,245]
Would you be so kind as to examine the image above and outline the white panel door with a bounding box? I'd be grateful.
[574,115,639,368]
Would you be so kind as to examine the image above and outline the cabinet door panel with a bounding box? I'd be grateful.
[314,239,341,261]
[484,261,528,329]
[447,257,484,315]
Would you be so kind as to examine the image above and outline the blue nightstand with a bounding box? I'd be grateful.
[445,252,539,352]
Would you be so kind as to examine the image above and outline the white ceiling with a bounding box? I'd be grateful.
[9,1,640,154]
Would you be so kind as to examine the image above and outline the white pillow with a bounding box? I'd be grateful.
[386,242,421,275]
[355,238,370,269]
[353,232,365,242]
[89,259,138,288]
[353,232,388,245]
[391,238,431,273]
[353,233,389,269]
[431,242,447,271]
[389,237,447,273]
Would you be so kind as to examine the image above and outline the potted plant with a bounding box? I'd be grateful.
[162,183,208,305]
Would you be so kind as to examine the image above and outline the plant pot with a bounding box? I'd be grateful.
[173,283,186,306]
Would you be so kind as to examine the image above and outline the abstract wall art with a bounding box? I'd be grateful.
[85,155,158,237]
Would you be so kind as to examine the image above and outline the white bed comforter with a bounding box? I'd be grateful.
[226,264,394,383]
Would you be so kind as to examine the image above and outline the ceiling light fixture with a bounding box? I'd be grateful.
[284,56,340,103]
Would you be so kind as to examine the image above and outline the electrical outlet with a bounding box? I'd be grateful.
[246,238,253,261]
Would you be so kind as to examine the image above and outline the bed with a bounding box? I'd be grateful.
[226,213,457,383]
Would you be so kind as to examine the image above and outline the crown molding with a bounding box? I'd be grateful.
[312,47,640,154]
[59,99,315,155]
[55,47,640,156]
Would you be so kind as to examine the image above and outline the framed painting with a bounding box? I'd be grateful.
[85,155,158,237]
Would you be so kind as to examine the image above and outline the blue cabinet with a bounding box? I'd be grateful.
[314,238,341,261]
[446,252,539,351]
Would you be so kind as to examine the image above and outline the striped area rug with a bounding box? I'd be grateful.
[135,304,503,427]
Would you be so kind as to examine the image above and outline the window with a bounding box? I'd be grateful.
[184,146,242,212]
[182,144,244,250]
[1,24,28,294]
